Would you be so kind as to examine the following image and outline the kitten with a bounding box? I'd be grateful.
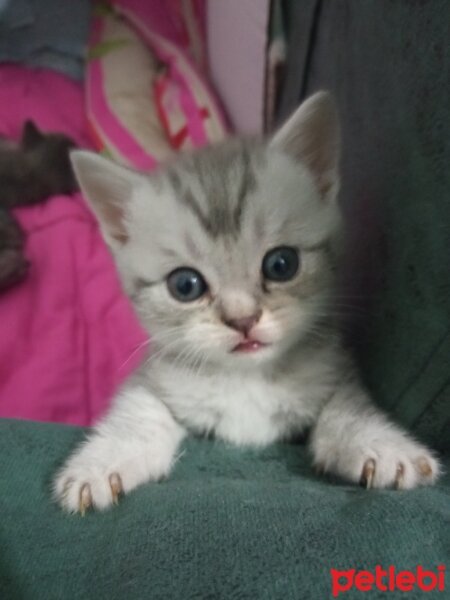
[54,92,440,514]
[0,120,78,209]
[0,121,78,290]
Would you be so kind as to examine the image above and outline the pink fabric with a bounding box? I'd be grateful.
[174,62,208,146]
[122,5,227,139]
[0,65,148,425]
[87,2,227,169]
[115,0,206,65]
[128,22,209,147]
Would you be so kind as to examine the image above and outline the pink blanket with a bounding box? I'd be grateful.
[0,65,147,425]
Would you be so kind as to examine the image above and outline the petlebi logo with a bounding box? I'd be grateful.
[330,565,446,597]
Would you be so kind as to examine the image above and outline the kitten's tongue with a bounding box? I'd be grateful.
[233,340,265,353]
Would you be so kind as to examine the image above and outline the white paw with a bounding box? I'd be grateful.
[54,462,125,514]
[53,438,175,514]
[313,437,441,490]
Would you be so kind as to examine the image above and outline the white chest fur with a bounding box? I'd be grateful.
[149,353,339,446]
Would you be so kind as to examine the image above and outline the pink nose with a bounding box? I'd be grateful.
[225,311,262,336]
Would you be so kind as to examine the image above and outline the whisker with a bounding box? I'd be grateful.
[119,338,151,372]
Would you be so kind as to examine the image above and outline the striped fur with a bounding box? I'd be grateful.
[54,93,439,514]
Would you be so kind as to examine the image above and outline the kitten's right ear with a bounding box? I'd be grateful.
[270,91,340,202]
[71,151,142,246]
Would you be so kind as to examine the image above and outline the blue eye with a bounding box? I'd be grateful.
[167,268,207,302]
[262,246,300,282]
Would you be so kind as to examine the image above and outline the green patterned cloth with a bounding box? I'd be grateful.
[0,419,449,600]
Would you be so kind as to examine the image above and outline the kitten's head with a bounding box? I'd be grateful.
[72,92,341,369]
[21,120,78,194]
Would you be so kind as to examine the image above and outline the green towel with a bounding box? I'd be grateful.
[1,419,449,600]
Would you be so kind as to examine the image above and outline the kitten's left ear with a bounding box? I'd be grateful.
[270,91,340,202]
[71,150,143,248]
[21,120,44,148]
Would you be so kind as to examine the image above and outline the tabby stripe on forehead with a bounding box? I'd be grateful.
[167,169,183,194]
[183,189,214,235]
[233,148,257,231]
[167,150,257,239]
[193,147,256,238]
[167,169,212,235]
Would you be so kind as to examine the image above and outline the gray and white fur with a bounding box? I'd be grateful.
[54,92,440,513]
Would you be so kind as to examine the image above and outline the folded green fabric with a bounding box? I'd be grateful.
[1,419,449,600]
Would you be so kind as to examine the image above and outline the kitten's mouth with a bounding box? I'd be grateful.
[232,340,268,353]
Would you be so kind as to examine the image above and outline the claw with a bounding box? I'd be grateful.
[360,458,376,489]
[109,473,123,505]
[416,456,433,477]
[395,462,405,489]
[79,483,92,516]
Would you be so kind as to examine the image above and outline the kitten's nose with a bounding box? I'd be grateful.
[225,310,262,336]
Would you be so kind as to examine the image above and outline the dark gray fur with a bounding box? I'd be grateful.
[0,120,78,209]
[166,140,261,238]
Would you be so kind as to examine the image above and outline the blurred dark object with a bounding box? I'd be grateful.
[0,119,78,292]
[275,0,450,450]
[0,120,78,210]
[0,208,28,290]
[264,0,287,131]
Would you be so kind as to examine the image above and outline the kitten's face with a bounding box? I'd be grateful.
[72,92,341,369]
[127,148,339,368]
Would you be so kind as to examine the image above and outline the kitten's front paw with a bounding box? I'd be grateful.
[356,451,439,490]
[53,435,177,514]
[314,437,440,490]
[54,463,124,515]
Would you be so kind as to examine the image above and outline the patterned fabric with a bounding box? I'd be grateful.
[86,1,228,170]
